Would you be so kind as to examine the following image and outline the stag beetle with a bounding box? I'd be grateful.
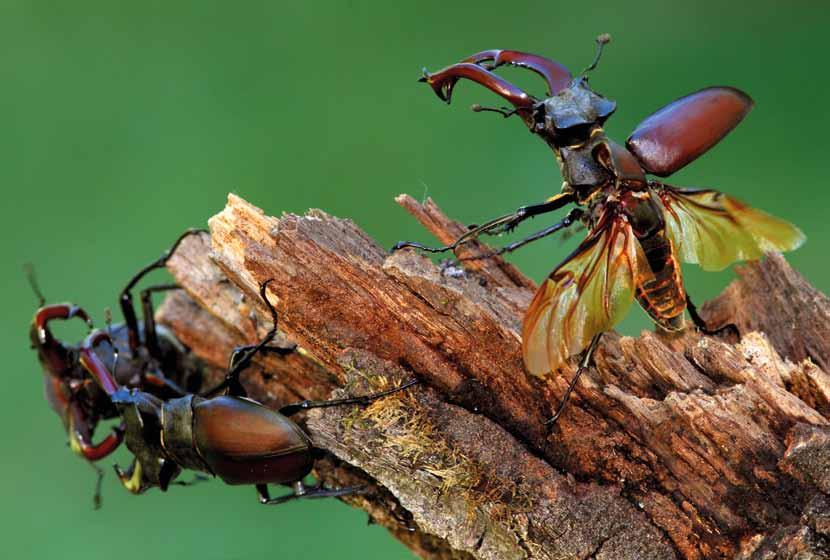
[79,279,418,505]
[394,35,803,423]
[29,229,207,505]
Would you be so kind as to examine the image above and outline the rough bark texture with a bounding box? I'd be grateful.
[156,193,830,560]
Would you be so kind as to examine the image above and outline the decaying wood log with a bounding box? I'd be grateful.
[156,193,830,559]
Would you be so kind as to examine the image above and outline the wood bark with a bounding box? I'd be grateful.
[156,193,830,559]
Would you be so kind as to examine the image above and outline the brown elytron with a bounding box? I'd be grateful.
[396,35,804,421]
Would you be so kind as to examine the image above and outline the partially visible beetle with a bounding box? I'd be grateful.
[29,230,207,505]
[79,279,418,504]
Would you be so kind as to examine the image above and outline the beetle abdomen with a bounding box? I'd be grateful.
[191,396,314,486]
[635,233,686,330]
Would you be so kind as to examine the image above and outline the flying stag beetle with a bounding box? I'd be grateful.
[78,277,418,505]
[29,230,208,506]
[394,34,804,422]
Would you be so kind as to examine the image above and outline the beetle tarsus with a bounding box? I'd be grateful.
[546,333,602,425]
[278,379,419,418]
[471,103,518,118]
[89,462,104,510]
[686,292,741,339]
[256,482,368,506]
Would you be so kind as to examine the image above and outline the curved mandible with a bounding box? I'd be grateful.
[33,304,92,346]
[420,62,535,110]
[463,50,572,96]
[79,331,121,396]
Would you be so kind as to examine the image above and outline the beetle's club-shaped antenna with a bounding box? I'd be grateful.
[580,33,611,77]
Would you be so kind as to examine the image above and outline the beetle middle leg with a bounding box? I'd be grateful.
[685,292,740,338]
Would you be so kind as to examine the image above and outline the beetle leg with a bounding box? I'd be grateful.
[114,459,145,494]
[89,462,105,510]
[120,228,208,352]
[391,192,575,255]
[171,474,210,487]
[546,332,602,425]
[158,459,183,492]
[278,379,419,417]
[256,481,367,505]
[139,283,180,361]
[459,208,584,263]
[203,279,283,398]
[685,293,740,338]
[227,343,297,371]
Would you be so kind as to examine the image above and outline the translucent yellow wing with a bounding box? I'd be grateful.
[522,212,650,376]
[655,184,805,271]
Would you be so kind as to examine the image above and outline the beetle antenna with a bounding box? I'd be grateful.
[581,33,611,76]
[24,263,46,307]
[471,104,518,118]
[89,462,104,510]
[104,307,119,376]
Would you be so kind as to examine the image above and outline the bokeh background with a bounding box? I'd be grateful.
[2,1,827,558]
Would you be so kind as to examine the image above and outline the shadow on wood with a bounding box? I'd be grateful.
[157,193,830,559]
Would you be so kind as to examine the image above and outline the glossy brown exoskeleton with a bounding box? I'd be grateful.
[79,279,418,505]
[29,230,206,505]
[395,35,804,422]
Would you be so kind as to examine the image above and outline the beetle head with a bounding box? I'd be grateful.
[534,79,616,146]
[532,33,616,148]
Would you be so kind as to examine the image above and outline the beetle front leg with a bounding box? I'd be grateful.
[120,229,208,352]
[114,459,145,494]
[391,192,575,255]
[139,283,180,361]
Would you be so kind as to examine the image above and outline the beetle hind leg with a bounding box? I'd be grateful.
[256,481,368,506]
[685,292,740,338]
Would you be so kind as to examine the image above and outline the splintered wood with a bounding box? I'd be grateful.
[158,193,830,559]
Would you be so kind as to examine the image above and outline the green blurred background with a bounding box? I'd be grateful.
[2,1,826,558]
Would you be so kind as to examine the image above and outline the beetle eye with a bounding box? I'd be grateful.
[555,124,593,147]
